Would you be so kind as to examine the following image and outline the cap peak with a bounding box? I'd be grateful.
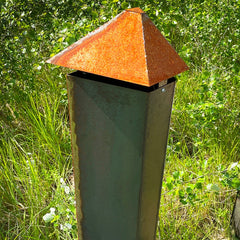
[125,7,145,14]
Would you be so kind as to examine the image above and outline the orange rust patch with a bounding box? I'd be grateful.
[47,8,188,86]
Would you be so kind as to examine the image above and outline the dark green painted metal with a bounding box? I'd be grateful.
[137,79,175,240]
[67,71,175,240]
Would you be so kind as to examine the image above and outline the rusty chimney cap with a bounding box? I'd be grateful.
[47,7,189,87]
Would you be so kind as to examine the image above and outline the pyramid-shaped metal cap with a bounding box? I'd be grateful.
[47,8,188,86]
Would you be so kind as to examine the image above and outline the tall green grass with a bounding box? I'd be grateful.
[0,87,72,238]
[0,0,239,239]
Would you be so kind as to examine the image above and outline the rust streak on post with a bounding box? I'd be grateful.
[67,79,84,240]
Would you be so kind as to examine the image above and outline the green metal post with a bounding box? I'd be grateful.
[67,71,176,240]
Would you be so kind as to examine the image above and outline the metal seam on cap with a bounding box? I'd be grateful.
[141,13,150,87]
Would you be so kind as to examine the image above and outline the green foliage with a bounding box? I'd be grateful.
[221,163,240,191]
[0,0,239,239]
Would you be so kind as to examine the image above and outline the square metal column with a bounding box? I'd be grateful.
[67,71,175,240]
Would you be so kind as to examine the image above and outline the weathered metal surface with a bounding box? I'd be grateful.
[67,71,175,240]
[48,8,188,86]
[232,192,240,238]
[67,79,84,239]
[137,78,175,239]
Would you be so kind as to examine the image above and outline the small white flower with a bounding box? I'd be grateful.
[60,178,65,184]
[43,213,54,223]
[50,208,55,214]
[60,224,64,230]
[65,186,70,194]
[230,162,239,170]
[65,223,72,229]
